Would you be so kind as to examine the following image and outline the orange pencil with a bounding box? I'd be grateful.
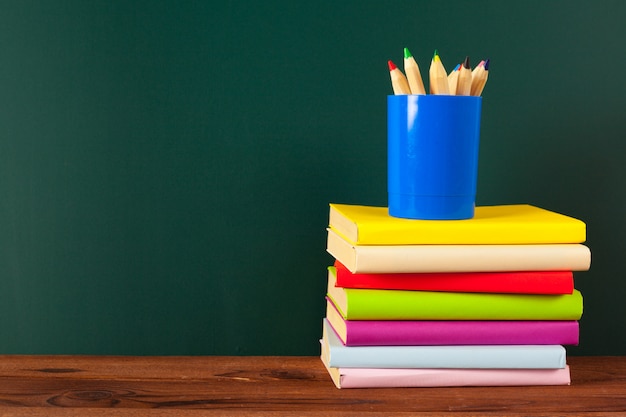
[388,60,411,95]
[429,50,450,95]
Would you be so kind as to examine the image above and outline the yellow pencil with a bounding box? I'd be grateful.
[456,56,472,96]
[470,58,490,96]
[388,60,411,95]
[447,64,461,95]
[429,50,450,95]
[403,47,426,95]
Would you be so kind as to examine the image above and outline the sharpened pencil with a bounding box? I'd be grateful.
[471,59,489,96]
[448,63,461,95]
[403,47,426,95]
[388,60,411,95]
[456,56,472,96]
[429,50,450,95]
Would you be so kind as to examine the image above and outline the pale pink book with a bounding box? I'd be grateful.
[320,340,571,388]
[326,364,571,389]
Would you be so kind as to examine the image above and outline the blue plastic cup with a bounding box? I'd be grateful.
[388,95,482,220]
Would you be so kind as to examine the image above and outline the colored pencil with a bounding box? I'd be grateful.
[448,63,461,95]
[471,58,490,96]
[403,47,426,95]
[456,56,472,95]
[388,60,411,95]
[428,50,450,95]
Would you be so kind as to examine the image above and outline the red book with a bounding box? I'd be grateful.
[333,261,574,294]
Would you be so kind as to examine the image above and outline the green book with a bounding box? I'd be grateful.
[326,268,583,321]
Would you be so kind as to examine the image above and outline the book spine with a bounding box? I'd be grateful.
[337,366,571,388]
[334,289,583,320]
[324,320,566,369]
[329,203,586,245]
[333,262,575,294]
[328,343,567,369]
[342,319,579,346]
[354,243,591,273]
[327,229,591,273]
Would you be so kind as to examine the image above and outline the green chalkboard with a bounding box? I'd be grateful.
[0,0,624,355]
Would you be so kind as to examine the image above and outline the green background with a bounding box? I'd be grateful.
[0,1,624,355]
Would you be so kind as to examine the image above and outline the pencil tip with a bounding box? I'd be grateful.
[388,60,397,71]
[404,47,412,59]
[433,49,439,59]
[463,56,470,69]
[484,58,490,70]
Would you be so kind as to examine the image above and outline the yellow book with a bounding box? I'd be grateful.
[328,204,586,245]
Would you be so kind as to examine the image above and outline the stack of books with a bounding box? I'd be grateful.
[320,203,591,388]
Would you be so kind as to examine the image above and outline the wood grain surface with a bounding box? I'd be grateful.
[0,355,624,416]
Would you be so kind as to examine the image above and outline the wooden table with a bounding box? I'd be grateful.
[0,356,624,416]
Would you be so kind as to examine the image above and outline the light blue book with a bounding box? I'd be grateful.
[322,319,566,369]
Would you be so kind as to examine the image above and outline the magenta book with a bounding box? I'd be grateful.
[326,299,579,346]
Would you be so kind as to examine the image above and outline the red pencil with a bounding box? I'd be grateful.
[388,60,411,95]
